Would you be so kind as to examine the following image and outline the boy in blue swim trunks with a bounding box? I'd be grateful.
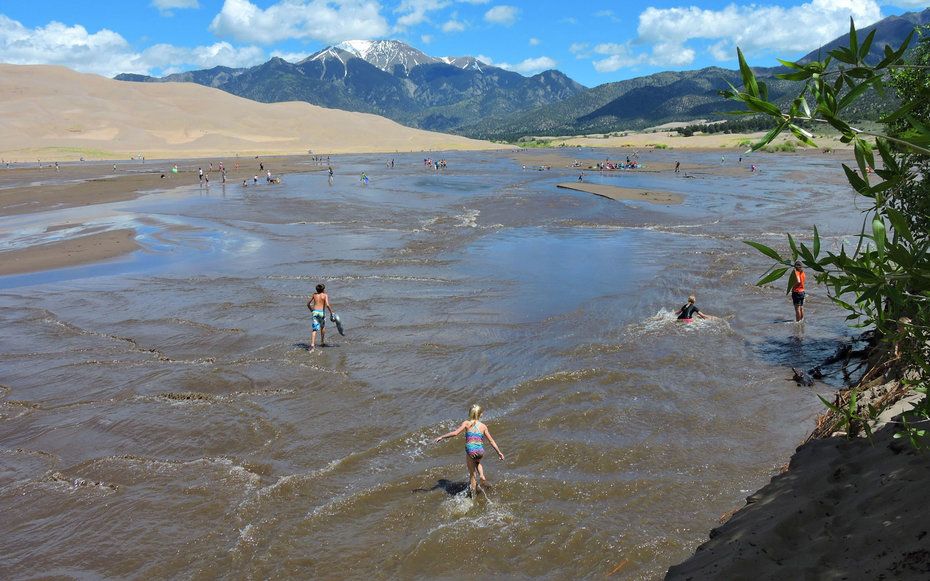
[306,284,334,351]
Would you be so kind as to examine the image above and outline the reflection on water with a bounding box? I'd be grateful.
[0,150,862,578]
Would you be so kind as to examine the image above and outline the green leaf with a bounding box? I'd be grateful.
[744,240,785,262]
[737,47,760,97]
[842,164,869,194]
[884,207,914,245]
[859,28,876,60]
[750,121,787,151]
[872,217,886,257]
[813,225,821,258]
[838,79,875,111]
[848,18,859,60]
[757,267,789,286]
[787,233,800,259]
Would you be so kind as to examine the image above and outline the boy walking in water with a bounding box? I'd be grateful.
[788,260,806,321]
[307,284,334,350]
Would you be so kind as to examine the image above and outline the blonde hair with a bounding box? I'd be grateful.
[687,295,696,304]
[468,404,483,424]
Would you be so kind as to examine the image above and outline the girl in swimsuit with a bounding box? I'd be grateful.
[676,295,711,322]
[435,404,505,496]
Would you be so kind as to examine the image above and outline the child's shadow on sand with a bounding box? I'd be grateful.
[412,479,470,496]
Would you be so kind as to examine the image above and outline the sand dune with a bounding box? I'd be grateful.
[0,64,505,161]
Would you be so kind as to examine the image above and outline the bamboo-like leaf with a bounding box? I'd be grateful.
[743,94,782,116]
[885,207,914,245]
[787,233,800,258]
[813,225,821,258]
[842,164,869,193]
[777,58,803,70]
[848,18,859,60]
[757,267,789,286]
[751,121,787,151]
[873,217,886,257]
[789,124,817,147]
[829,48,857,65]
[838,80,874,111]
[744,240,785,262]
[737,47,759,97]
[859,29,876,60]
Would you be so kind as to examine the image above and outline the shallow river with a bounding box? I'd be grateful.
[0,149,863,579]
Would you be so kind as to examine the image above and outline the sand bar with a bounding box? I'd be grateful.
[557,182,683,205]
[0,228,138,276]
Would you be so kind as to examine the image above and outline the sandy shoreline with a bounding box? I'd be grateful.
[0,228,138,276]
[556,182,683,205]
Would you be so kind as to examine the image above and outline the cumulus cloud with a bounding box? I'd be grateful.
[0,14,266,77]
[270,49,310,63]
[637,0,883,66]
[569,42,590,59]
[591,42,645,72]
[394,0,449,29]
[496,55,556,75]
[442,19,466,32]
[484,5,519,26]
[209,0,389,45]
[529,37,540,46]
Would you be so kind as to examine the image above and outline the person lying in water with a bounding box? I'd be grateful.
[435,404,504,496]
[676,295,712,322]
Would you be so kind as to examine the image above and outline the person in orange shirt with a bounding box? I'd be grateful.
[787,260,806,321]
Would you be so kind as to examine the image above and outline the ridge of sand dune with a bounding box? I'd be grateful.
[0,64,506,160]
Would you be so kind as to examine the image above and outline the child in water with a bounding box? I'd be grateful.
[676,295,712,322]
[435,404,504,496]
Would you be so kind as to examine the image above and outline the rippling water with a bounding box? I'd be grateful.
[0,150,863,578]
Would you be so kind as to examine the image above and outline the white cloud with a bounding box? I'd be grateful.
[484,5,519,26]
[594,9,621,22]
[394,0,449,29]
[591,42,645,72]
[0,14,266,77]
[270,49,309,63]
[569,42,590,59]
[143,41,266,73]
[152,0,200,12]
[421,34,433,44]
[497,55,556,75]
[529,37,540,46]
[637,0,883,66]
[442,19,466,32]
[210,0,389,45]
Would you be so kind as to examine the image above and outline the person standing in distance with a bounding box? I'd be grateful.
[788,260,806,321]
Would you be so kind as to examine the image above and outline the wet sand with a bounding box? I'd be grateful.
[557,182,683,205]
[0,156,334,217]
[0,228,138,276]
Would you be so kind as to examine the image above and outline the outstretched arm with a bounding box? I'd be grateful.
[484,427,505,460]
[325,296,334,316]
[435,421,467,443]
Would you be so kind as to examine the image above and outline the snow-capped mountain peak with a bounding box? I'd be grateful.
[333,39,439,73]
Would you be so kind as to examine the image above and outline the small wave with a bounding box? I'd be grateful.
[624,309,733,339]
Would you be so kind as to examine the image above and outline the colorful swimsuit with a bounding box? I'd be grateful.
[311,310,326,331]
[465,423,485,459]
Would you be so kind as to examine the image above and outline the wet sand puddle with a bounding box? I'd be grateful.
[1,150,863,578]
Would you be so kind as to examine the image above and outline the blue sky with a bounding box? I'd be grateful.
[0,0,923,86]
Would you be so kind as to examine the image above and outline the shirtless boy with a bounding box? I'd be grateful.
[307,284,334,350]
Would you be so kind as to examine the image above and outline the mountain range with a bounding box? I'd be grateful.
[116,8,930,140]
[117,40,584,135]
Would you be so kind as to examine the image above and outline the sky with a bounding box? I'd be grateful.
[0,0,924,87]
